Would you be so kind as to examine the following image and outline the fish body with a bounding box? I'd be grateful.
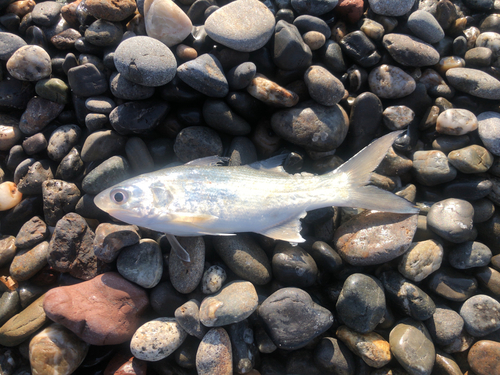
[94,132,419,260]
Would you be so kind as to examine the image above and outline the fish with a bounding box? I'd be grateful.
[94,131,419,262]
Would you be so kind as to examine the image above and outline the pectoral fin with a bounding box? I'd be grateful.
[166,234,191,262]
[258,212,307,243]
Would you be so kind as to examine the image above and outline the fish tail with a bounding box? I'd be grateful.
[327,131,419,214]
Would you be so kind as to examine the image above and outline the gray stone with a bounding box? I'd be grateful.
[174,126,223,163]
[304,65,345,106]
[85,19,123,47]
[407,10,445,43]
[67,63,108,97]
[460,294,500,337]
[93,223,140,263]
[15,216,47,250]
[398,240,443,282]
[446,68,500,99]
[425,306,464,346]
[177,54,229,97]
[169,237,205,294]
[368,0,415,16]
[47,124,82,162]
[449,241,492,269]
[478,111,500,156]
[427,199,475,243]
[80,129,127,162]
[81,156,130,195]
[109,72,155,100]
[202,99,251,135]
[412,150,457,186]
[0,32,27,60]
[368,64,416,99]
[382,33,440,67]
[427,268,478,302]
[117,239,163,289]
[175,299,207,339]
[42,180,81,227]
[291,0,338,16]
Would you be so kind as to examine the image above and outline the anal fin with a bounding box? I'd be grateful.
[166,234,191,262]
[257,212,307,243]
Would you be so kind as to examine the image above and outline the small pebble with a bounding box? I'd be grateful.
[460,294,500,337]
[427,199,475,243]
[468,340,500,375]
[398,240,443,282]
[0,182,22,211]
[425,306,464,346]
[436,108,478,135]
[144,0,192,47]
[449,241,492,269]
[201,265,227,294]
[117,239,163,289]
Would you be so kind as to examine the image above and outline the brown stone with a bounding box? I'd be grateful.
[60,0,82,26]
[85,0,137,22]
[43,272,149,345]
[196,328,232,375]
[335,0,364,24]
[247,74,299,108]
[5,0,35,18]
[104,352,147,375]
[468,340,500,375]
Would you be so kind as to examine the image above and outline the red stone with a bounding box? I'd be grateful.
[104,352,147,375]
[335,0,364,24]
[43,272,148,345]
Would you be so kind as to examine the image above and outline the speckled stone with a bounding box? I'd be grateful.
[304,65,345,105]
[173,126,223,162]
[336,325,391,368]
[368,64,416,99]
[196,328,232,375]
[383,106,415,131]
[175,300,207,339]
[272,242,318,288]
[334,211,417,266]
[368,0,415,16]
[29,323,89,375]
[398,240,443,282]
[86,0,136,21]
[449,241,492,269]
[478,111,500,156]
[15,216,47,250]
[382,33,440,67]
[468,340,500,375]
[427,199,475,243]
[117,239,163,289]
[460,294,500,337]
[0,32,27,60]
[42,179,81,227]
[169,236,205,294]
[130,318,187,361]
[436,109,478,135]
[177,54,229,98]
[199,280,258,327]
[412,150,457,186]
[425,306,464,346]
[205,0,274,52]
[10,241,48,282]
[389,318,435,375]
[6,45,51,81]
[19,96,65,136]
[446,68,500,99]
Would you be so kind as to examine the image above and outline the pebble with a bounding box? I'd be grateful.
[202,99,251,135]
[478,111,500,156]
[427,268,478,301]
[0,32,26,60]
[93,223,139,263]
[67,63,108,97]
[389,318,435,375]
[0,182,22,211]
[205,0,274,52]
[258,287,333,350]
[175,300,207,339]
[46,124,81,162]
[80,129,126,162]
[144,0,192,47]
[81,155,129,195]
[6,45,51,81]
[201,265,226,294]
[340,30,381,67]
[0,115,22,151]
[169,236,205,293]
[460,294,500,337]
[0,291,20,327]
[29,323,89,375]
[412,150,457,186]
[86,0,136,21]
[272,242,317,287]
[475,266,500,297]
[246,74,299,107]
[368,0,415,16]
[336,273,385,334]
[177,54,228,98]
[43,272,148,345]
[448,145,493,174]
[468,340,500,375]
[446,67,500,99]
[304,65,345,106]
[114,36,176,87]
[0,236,17,267]
[9,241,48,282]
[117,239,163,289]
[196,328,233,375]
[56,147,83,179]
[109,100,169,135]
[19,96,64,136]
[35,78,69,105]
[85,19,123,47]
[436,108,478,135]
[334,211,417,266]
[174,126,223,162]
[368,64,416,99]
[382,33,440,67]
[398,240,443,282]
[273,20,312,70]
[407,10,445,44]
[199,280,258,327]
[212,234,272,285]
[227,62,256,90]
[336,325,391,368]
[383,106,415,131]
[17,159,54,196]
[427,199,475,243]
[425,306,464,346]
[313,337,355,374]
[130,318,187,361]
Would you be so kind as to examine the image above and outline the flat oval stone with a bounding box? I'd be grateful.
[398,240,443,282]
[6,45,51,81]
[475,267,500,297]
[144,0,192,47]
[448,145,493,174]
[460,294,500,337]
[109,100,169,135]
[29,323,89,375]
[468,340,500,375]
[427,199,474,243]
[478,111,500,156]
[271,100,349,152]
[0,235,16,268]
[43,272,148,345]
[202,99,251,135]
[130,318,187,361]
[336,273,385,334]
[368,0,415,16]
[407,9,445,44]
[425,306,464,346]
[427,268,478,302]
[81,155,129,195]
[389,318,435,375]
[177,54,228,97]
[227,62,257,90]
[258,287,333,350]
[80,129,126,162]
[169,236,205,294]
[174,126,223,162]
[117,239,163,289]
[436,108,478,135]
[196,328,232,375]
[446,68,500,99]
[412,150,457,186]
[205,0,274,52]
[47,124,81,162]
[336,325,391,368]
[199,280,258,327]
[368,64,416,99]
[304,65,345,106]
[10,241,48,282]
[85,19,123,47]
[212,234,272,285]
[382,33,440,67]
[0,291,20,328]
[15,216,47,249]
[247,74,299,108]
[110,72,156,101]
[334,211,417,266]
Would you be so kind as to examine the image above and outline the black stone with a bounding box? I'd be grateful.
[67,63,108,97]
[273,20,312,71]
[340,31,381,68]
[109,100,169,135]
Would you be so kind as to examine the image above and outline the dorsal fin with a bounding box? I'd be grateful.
[185,156,229,167]
[247,154,288,174]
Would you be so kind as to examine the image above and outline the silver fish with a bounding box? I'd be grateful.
[94,131,418,262]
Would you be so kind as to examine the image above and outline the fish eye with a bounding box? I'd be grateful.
[110,188,129,205]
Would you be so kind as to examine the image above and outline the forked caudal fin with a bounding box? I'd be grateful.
[329,131,419,214]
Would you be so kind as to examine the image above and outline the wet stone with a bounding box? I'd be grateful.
[56,147,84,180]
[205,0,275,52]
[460,294,500,337]
[449,241,492,269]
[273,20,312,71]
[177,54,228,98]
[334,211,417,266]
[436,108,478,136]
[19,96,64,135]
[427,199,475,243]
[304,65,345,106]
[313,337,355,374]
[81,155,130,195]
[407,9,445,44]
[427,268,478,302]
[6,45,51,81]
[381,270,436,321]
[174,126,223,163]
[114,36,176,87]
[67,63,108,97]
[272,242,317,288]
[382,33,440,67]
[336,325,391,368]
[29,323,89,375]
[202,99,251,135]
[259,287,333,350]
[43,272,148,345]
[109,100,169,135]
[368,64,416,99]
[80,129,126,162]
[389,318,435,375]
[10,241,48,282]
[199,280,258,327]
[15,216,47,250]
[196,328,232,375]
[0,32,26,60]
[340,30,381,67]
[169,236,205,294]
[0,236,16,267]
[425,306,464,346]
[336,273,385,334]
[246,74,299,107]
[398,240,443,282]
[478,111,500,156]
[17,160,54,196]
[130,317,187,361]
[212,234,271,286]
[412,150,457,186]
[175,299,207,339]
[446,68,500,100]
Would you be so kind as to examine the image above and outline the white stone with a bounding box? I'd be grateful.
[436,109,478,136]
[478,111,500,156]
[0,182,22,211]
[144,0,192,47]
[6,45,51,81]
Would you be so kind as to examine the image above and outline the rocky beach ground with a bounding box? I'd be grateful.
[1,0,500,374]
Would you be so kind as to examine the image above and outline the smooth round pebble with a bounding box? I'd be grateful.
[6,45,51,81]
[398,240,443,282]
[449,241,492,269]
[304,65,345,106]
[446,68,500,99]
[478,111,500,156]
[201,265,227,294]
[407,10,445,44]
[448,145,493,173]
[0,182,22,211]
[425,306,464,346]
[460,294,500,337]
[196,328,232,375]
[368,64,416,99]
[436,109,478,135]
[169,236,205,294]
[144,0,192,47]
[427,199,475,243]
[468,340,500,375]
[117,239,163,289]
[368,0,415,16]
